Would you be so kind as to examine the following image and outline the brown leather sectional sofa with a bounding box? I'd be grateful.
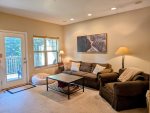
[62,61,113,89]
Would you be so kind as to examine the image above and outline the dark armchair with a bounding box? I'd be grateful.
[99,72,149,111]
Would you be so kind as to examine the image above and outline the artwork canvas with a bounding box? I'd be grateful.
[77,33,107,53]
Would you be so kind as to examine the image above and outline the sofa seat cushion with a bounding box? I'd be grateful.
[63,70,88,76]
[63,70,97,79]
[71,71,88,76]
[82,73,97,79]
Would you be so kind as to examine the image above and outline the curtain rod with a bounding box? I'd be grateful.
[33,35,59,39]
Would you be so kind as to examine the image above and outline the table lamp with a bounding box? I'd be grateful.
[115,47,129,69]
[59,50,64,63]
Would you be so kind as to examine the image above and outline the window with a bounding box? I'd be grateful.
[33,37,58,67]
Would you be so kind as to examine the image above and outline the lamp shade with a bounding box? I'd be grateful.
[115,47,129,55]
[59,50,64,55]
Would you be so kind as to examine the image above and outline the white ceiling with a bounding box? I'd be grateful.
[0,0,150,25]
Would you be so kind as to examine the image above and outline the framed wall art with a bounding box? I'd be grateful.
[77,33,107,53]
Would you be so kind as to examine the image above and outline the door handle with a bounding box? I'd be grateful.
[23,58,27,63]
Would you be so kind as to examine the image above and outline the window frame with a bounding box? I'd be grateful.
[33,37,59,68]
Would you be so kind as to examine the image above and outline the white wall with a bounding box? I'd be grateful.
[64,7,150,73]
[0,12,64,79]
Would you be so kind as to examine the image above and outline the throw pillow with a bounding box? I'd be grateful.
[71,62,80,71]
[118,67,142,82]
[64,60,81,71]
[93,64,105,74]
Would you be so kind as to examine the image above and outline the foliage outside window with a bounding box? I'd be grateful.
[33,37,58,67]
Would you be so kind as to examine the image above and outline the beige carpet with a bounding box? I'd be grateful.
[0,84,147,113]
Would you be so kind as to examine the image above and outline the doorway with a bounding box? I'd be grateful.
[0,30,28,89]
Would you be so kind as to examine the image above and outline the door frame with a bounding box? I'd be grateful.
[0,30,29,89]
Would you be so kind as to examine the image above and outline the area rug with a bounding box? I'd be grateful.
[7,84,36,94]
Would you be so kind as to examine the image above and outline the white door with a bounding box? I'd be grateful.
[0,31,27,89]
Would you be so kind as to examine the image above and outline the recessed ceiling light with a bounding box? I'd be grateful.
[70,18,75,21]
[88,13,92,16]
[111,7,117,11]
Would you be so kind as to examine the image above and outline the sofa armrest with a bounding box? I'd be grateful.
[114,81,149,96]
[100,68,113,74]
[99,72,119,86]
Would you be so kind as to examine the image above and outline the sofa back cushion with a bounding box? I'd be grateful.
[70,60,81,63]
[79,62,93,73]
[141,73,150,81]
[63,60,112,74]
[132,72,149,81]
[132,75,145,81]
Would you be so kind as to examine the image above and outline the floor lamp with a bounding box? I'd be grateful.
[115,47,129,69]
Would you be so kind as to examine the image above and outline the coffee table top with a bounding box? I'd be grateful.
[47,73,83,83]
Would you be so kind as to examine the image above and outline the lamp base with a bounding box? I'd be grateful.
[122,55,125,69]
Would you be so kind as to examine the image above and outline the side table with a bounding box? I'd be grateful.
[57,62,64,73]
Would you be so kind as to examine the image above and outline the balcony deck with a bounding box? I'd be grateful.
[6,56,22,81]
[7,74,22,81]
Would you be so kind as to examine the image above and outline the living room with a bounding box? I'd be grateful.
[0,0,150,113]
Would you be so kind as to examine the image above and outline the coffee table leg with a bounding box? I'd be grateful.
[83,78,84,92]
[46,77,48,91]
[68,83,70,99]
